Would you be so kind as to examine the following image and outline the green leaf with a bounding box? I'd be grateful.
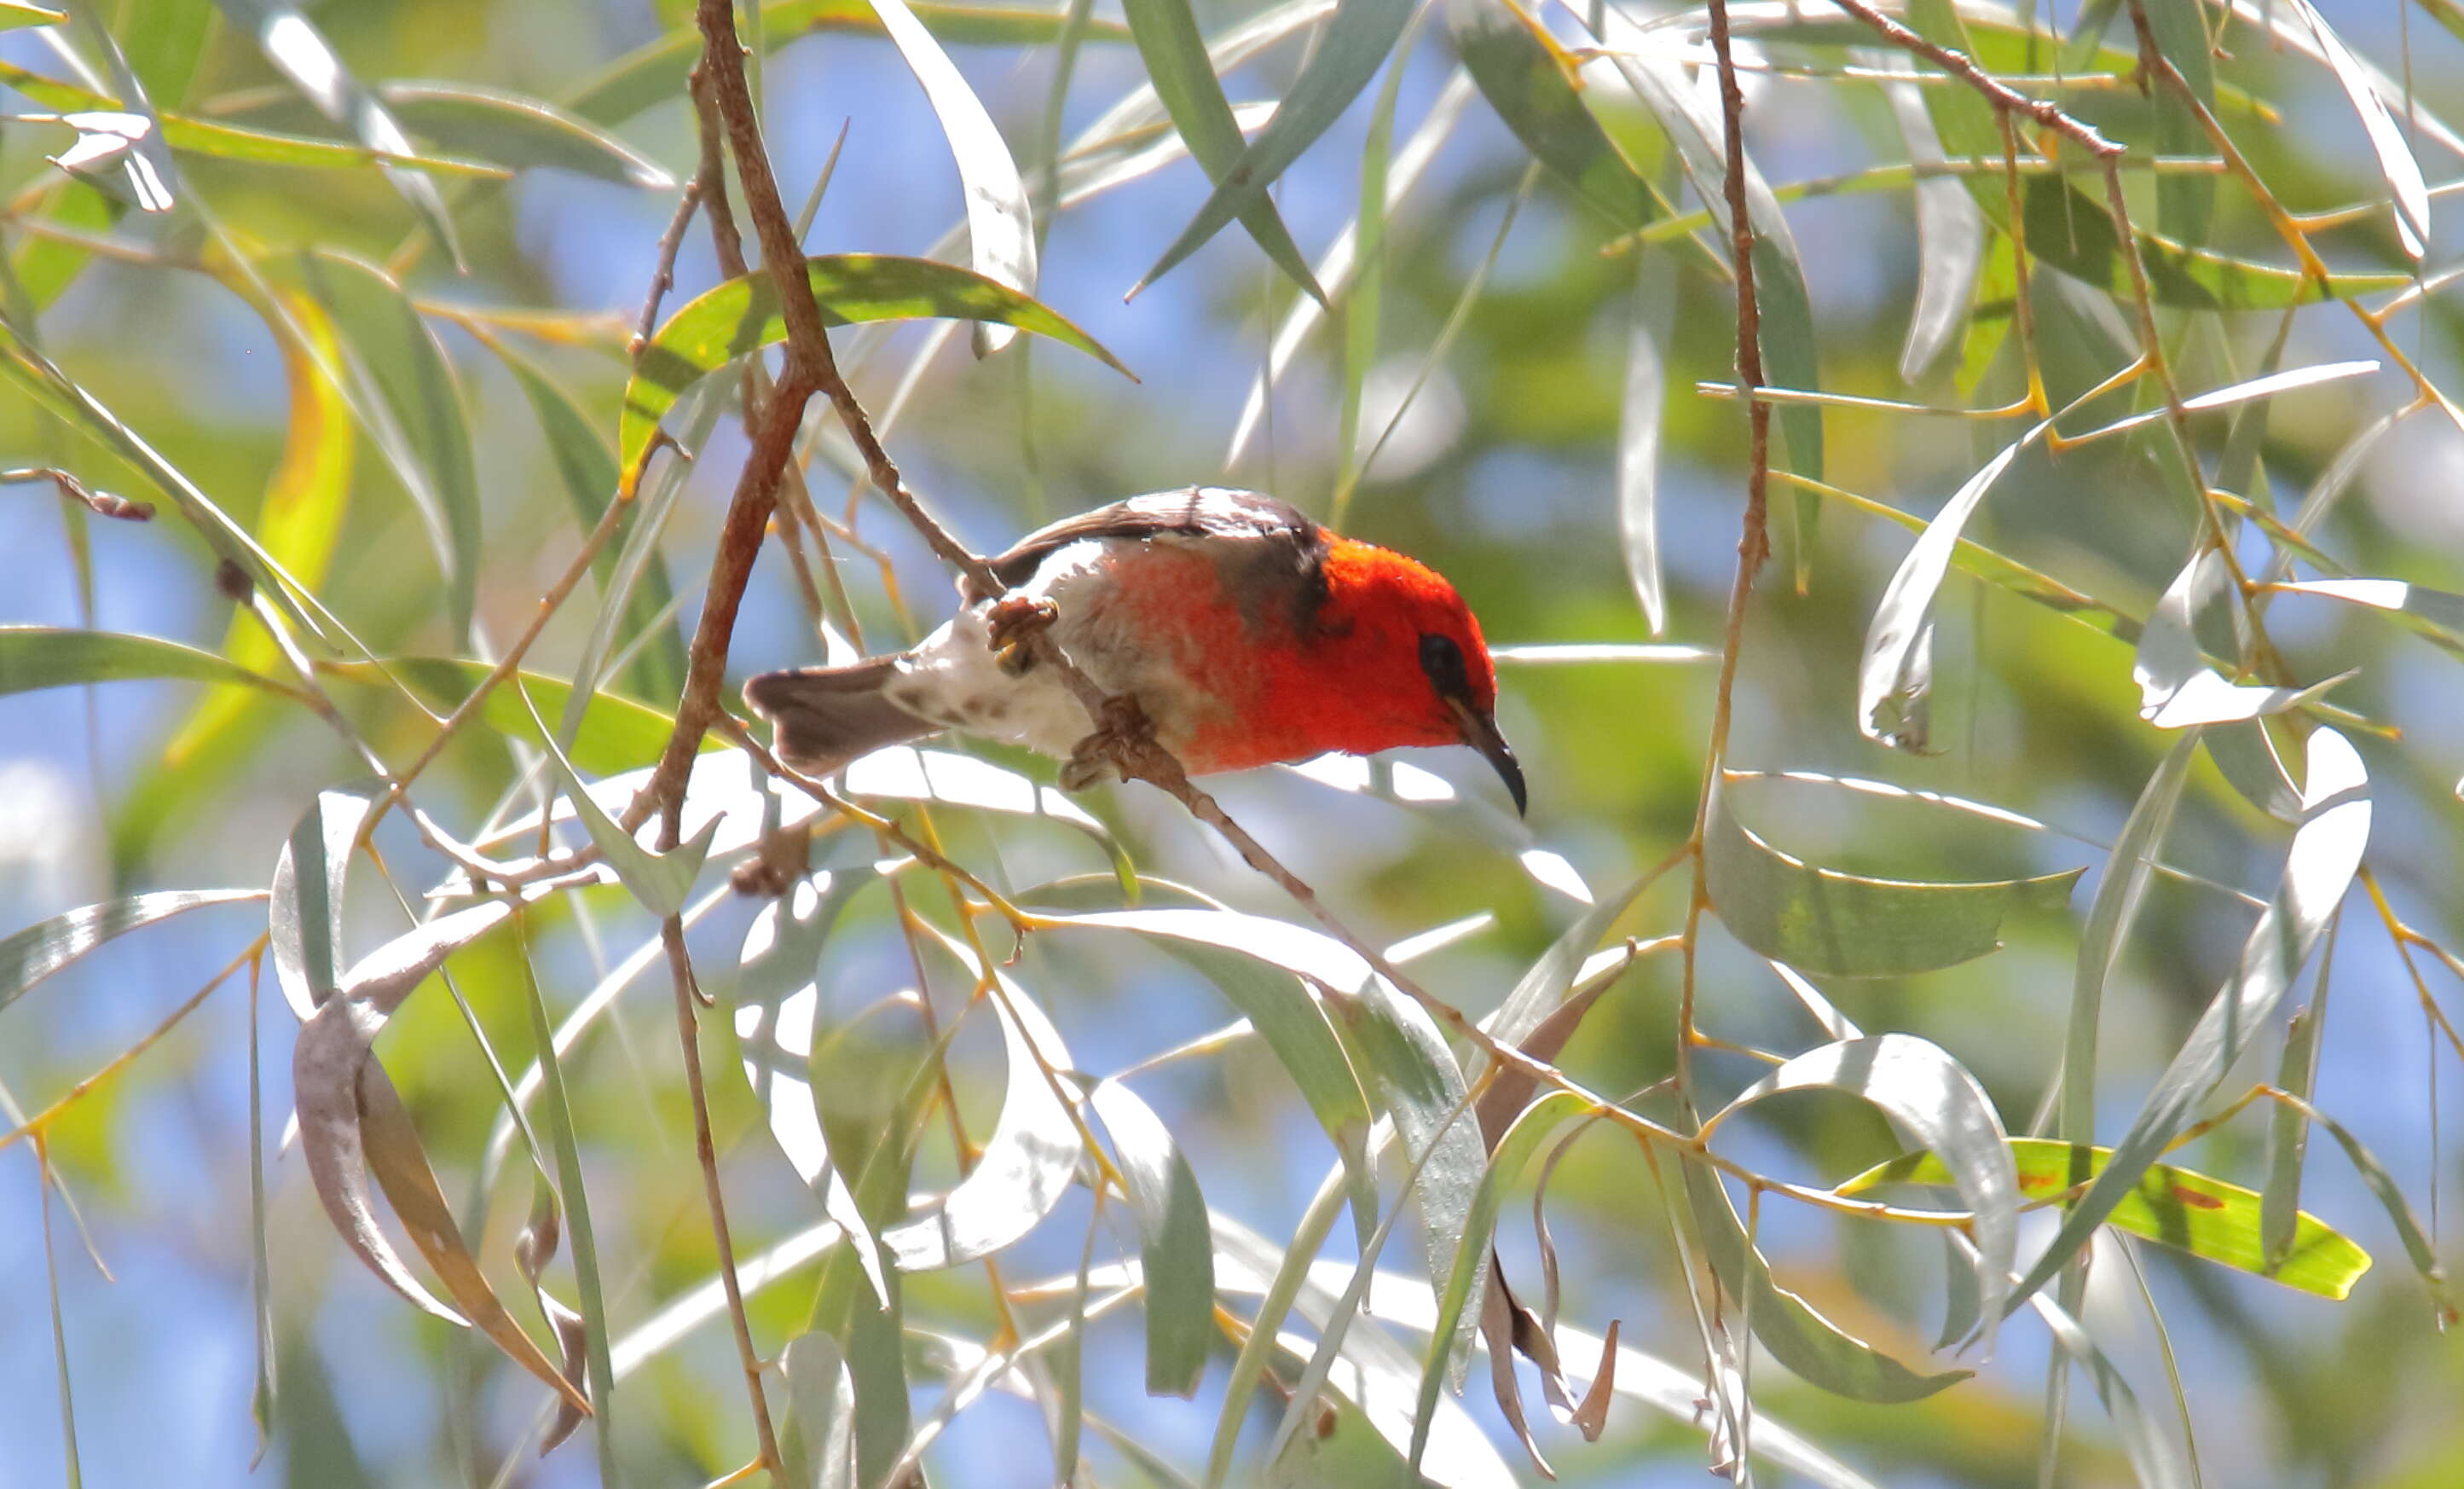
[0,2,65,26]
[511,927,617,1474]
[365,81,671,188]
[0,889,263,1017]
[2285,0,2428,257]
[2269,577,2464,652]
[881,927,1084,1271]
[1703,782,2082,978]
[1086,1080,1215,1399]
[211,0,470,263]
[2017,172,2407,308]
[0,61,510,176]
[291,251,482,644]
[1130,0,1412,297]
[565,0,1133,126]
[1036,908,1379,1247]
[1582,3,1825,566]
[2264,926,2334,1270]
[0,626,291,698]
[1681,1153,1972,1403]
[732,872,888,1302]
[1857,430,2033,751]
[2136,552,2350,727]
[513,679,717,918]
[862,0,1037,352]
[479,336,685,704]
[2007,728,2370,1312]
[1452,0,1657,231]
[1117,0,1324,302]
[778,1333,859,1489]
[268,780,384,1022]
[620,254,1130,487]
[1715,1034,2019,1348]
[1408,1090,1590,1475]
[321,657,687,776]
[2062,736,2202,1156]
[1844,1138,2372,1301]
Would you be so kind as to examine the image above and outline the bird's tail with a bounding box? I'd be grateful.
[742,658,934,777]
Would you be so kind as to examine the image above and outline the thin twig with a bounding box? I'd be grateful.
[631,176,708,360]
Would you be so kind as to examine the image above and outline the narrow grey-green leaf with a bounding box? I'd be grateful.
[1858,432,2032,750]
[513,680,717,918]
[1680,1156,1971,1402]
[211,0,466,265]
[2286,0,2428,257]
[1406,1090,1591,1476]
[373,81,670,188]
[1450,0,1657,230]
[294,250,482,642]
[2136,552,2349,727]
[1119,0,1323,300]
[1875,50,1982,382]
[268,779,385,1021]
[0,625,289,698]
[2263,919,2334,1270]
[0,889,263,1017]
[1618,251,1673,633]
[2008,727,2370,1312]
[1715,1034,2017,1350]
[1087,1079,1213,1398]
[1131,0,1412,297]
[882,929,1083,1270]
[862,0,1036,352]
[732,871,888,1301]
[2062,735,2201,1156]
[1038,908,1379,1243]
[778,1332,859,1489]
[1704,783,2080,978]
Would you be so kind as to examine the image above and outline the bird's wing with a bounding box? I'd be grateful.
[966,487,1317,600]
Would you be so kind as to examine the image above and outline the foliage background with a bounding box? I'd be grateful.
[3,0,2464,1486]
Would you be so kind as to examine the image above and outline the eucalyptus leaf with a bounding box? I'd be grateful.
[1704,784,2081,978]
[0,889,263,1017]
[1086,1080,1214,1399]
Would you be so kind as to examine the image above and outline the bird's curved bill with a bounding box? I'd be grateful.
[1450,700,1527,817]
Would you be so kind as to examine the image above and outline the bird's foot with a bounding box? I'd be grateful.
[1060,693,1156,791]
[986,594,1058,676]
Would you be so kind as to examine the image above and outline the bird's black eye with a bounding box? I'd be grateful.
[1419,633,1469,698]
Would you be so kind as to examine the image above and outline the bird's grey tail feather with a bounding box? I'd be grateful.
[743,658,934,777]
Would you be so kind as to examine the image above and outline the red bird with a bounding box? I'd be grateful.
[743,487,1525,814]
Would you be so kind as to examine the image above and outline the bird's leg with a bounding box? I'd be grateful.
[1060,692,1157,792]
[986,594,1058,676]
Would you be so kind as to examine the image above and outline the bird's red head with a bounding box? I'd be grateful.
[1290,536,1524,813]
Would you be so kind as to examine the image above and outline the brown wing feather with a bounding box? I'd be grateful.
[964,487,1320,601]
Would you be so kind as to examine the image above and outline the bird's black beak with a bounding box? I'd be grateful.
[1450,700,1527,817]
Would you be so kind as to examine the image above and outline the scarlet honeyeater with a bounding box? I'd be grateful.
[743,487,1525,814]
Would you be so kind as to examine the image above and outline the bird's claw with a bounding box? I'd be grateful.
[986,594,1058,676]
[1060,694,1155,791]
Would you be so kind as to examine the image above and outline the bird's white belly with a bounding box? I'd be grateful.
[882,540,1193,760]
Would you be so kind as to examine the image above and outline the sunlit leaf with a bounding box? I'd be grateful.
[0,889,263,1017]
[267,779,383,1022]
[1876,51,1983,382]
[2264,936,2332,1269]
[881,928,1084,1271]
[565,0,1132,125]
[621,254,1130,488]
[2136,552,2350,727]
[732,871,888,1301]
[1849,1138,2371,1299]
[1856,432,2032,750]
[778,1332,860,1489]
[0,2,65,26]
[514,679,717,918]
[1038,908,1379,1242]
[321,658,683,776]
[0,626,291,698]
[2008,728,2369,1311]
[2283,0,2429,257]
[290,250,482,642]
[1086,1079,1214,1398]
[862,0,1036,352]
[1451,0,1657,231]
[211,0,469,264]
[1130,0,1411,297]
[1704,784,2080,977]
[1117,0,1322,300]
